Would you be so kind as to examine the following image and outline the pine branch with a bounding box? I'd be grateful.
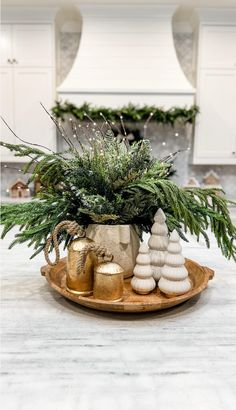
[1,135,235,262]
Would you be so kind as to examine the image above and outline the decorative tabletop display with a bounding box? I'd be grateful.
[131,243,156,295]
[148,208,168,282]
[1,106,236,312]
[159,230,191,297]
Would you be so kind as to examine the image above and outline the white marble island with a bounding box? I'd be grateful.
[1,228,236,410]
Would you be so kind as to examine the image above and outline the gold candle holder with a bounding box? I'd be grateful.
[66,237,95,295]
[93,262,124,302]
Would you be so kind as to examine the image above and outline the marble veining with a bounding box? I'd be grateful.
[1,227,236,410]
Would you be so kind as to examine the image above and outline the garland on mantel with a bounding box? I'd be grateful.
[52,102,199,125]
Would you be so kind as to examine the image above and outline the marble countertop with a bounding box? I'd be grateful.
[1,227,236,410]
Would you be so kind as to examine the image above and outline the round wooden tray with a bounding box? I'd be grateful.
[41,258,214,313]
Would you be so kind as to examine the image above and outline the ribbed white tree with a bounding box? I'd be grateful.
[158,230,191,296]
[131,243,156,295]
[148,208,168,282]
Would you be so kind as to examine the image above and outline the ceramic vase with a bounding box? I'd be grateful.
[86,224,140,278]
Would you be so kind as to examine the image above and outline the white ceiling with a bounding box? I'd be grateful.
[2,0,236,7]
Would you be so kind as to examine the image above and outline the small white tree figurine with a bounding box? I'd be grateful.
[131,243,156,295]
[158,230,191,296]
[148,208,168,282]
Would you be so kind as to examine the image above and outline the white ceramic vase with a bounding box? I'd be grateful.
[86,224,140,278]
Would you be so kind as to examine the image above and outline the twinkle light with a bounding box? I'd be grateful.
[143,111,155,138]
[119,115,127,136]
[175,132,179,137]
[162,142,166,146]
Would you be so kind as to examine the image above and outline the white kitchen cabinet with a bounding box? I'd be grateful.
[193,9,236,165]
[0,68,16,161]
[200,25,236,69]
[194,69,236,164]
[14,68,55,146]
[0,19,56,162]
[0,25,12,67]
[12,24,53,67]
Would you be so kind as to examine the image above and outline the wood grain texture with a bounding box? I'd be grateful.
[1,227,236,410]
[41,258,214,313]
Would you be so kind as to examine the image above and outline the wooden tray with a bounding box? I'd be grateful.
[41,258,214,313]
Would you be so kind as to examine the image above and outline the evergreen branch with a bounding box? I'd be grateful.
[52,102,199,125]
[1,134,235,262]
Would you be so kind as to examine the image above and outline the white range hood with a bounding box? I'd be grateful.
[58,3,195,108]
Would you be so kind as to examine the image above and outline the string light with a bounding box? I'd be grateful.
[119,115,127,136]
[143,111,154,138]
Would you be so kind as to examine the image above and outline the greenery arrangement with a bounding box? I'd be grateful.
[52,102,199,125]
[1,118,235,262]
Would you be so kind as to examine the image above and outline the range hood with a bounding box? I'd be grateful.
[58,3,195,108]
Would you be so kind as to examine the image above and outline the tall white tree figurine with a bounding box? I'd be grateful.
[148,208,168,282]
[158,230,191,296]
[131,243,156,295]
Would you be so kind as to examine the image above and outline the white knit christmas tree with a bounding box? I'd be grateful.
[148,208,168,281]
[131,243,156,295]
[158,230,191,296]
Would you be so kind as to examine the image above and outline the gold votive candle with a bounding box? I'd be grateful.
[93,262,124,302]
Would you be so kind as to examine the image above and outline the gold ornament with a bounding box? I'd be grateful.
[94,262,124,302]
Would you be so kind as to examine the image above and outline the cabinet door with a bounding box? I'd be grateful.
[12,24,53,67]
[14,68,56,152]
[200,25,236,69]
[0,25,13,67]
[0,68,16,161]
[194,69,236,164]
